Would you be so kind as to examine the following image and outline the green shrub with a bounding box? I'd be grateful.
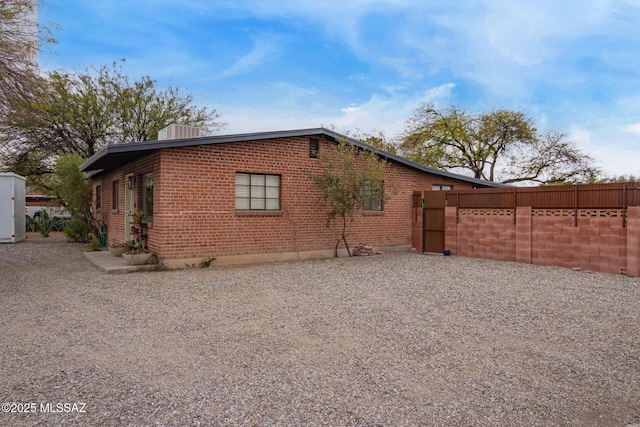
[26,213,70,233]
[64,217,92,243]
[25,216,37,232]
[88,238,102,251]
[52,217,70,232]
[199,256,216,268]
[34,209,54,237]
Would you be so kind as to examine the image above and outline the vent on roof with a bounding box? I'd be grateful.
[158,124,201,141]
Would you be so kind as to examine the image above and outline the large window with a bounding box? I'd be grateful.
[141,172,154,222]
[363,180,383,211]
[235,173,280,210]
[112,180,119,211]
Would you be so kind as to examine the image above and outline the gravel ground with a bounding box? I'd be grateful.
[1,235,640,426]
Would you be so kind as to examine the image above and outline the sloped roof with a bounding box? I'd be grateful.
[79,127,506,188]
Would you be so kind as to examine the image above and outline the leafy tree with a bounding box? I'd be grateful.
[48,153,97,242]
[401,103,600,184]
[311,140,389,257]
[0,0,54,116]
[598,174,640,183]
[501,131,600,184]
[1,60,224,176]
[105,62,221,143]
[352,130,398,154]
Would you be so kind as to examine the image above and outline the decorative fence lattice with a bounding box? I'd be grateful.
[444,183,639,227]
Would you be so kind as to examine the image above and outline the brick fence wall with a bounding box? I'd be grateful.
[445,206,640,276]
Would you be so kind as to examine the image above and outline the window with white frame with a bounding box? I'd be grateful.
[432,184,452,191]
[235,173,281,210]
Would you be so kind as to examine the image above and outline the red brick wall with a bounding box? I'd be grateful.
[92,136,475,263]
[446,206,634,275]
[532,212,626,274]
[449,209,517,261]
[91,152,161,251]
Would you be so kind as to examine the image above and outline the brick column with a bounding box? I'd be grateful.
[515,207,532,264]
[445,206,457,254]
[627,206,640,277]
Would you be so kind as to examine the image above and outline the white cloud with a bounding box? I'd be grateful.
[357,0,640,98]
[330,93,409,133]
[478,1,612,66]
[423,83,455,105]
[220,107,320,134]
[570,125,640,178]
[218,34,282,79]
[216,82,456,138]
[624,123,640,135]
[378,57,423,80]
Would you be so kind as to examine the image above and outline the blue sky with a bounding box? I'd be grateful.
[38,0,640,178]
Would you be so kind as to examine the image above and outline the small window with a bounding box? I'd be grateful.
[363,180,383,211]
[112,180,119,210]
[432,184,452,191]
[309,138,319,159]
[235,173,281,210]
[95,185,102,210]
[140,172,154,222]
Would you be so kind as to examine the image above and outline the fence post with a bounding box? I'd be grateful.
[623,184,627,228]
[513,187,517,225]
[515,207,532,264]
[626,206,640,277]
[574,185,578,227]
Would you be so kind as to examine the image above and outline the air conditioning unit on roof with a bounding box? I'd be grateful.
[158,124,201,141]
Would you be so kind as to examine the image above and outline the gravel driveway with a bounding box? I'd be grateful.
[1,235,639,426]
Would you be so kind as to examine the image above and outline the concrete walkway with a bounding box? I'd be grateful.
[84,251,160,274]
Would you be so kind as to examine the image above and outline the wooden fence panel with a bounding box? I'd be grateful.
[446,183,640,210]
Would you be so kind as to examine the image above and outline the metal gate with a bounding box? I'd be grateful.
[423,191,446,253]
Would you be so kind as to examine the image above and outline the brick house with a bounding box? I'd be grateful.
[80,127,499,267]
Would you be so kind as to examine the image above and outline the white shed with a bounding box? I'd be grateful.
[0,173,26,243]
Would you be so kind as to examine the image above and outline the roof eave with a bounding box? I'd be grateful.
[79,127,505,188]
[79,128,332,173]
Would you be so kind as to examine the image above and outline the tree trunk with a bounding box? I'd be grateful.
[341,214,351,257]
